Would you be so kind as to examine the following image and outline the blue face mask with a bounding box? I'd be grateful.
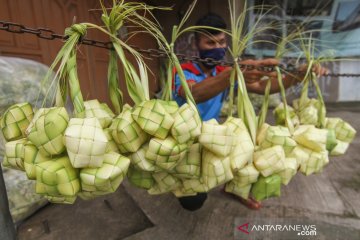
[199,47,226,69]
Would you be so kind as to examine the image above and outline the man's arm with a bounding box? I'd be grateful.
[178,67,232,103]
[242,60,329,94]
[246,75,297,94]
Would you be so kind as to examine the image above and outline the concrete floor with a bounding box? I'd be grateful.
[17,109,360,240]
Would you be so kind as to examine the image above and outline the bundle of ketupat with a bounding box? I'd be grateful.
[1,0,357,207]
[1,22,132,204]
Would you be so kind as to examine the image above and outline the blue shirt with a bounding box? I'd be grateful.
[172,62,228,121]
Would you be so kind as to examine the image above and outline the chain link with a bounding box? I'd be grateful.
[1,20,360,78]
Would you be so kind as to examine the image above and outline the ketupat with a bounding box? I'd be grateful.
[289,146,328,176]
[128,143,157,172]
[199,119,235,157]
[23,142,51,180]
[171,103,201,144]
[146,136,188,171]
[0,102,34,141]
[325,117,356,143]
[225,163,259,199]
[110,104,149,154]
[127,166,155,189]
[293,125,328,152]
[35,155,80,198]
[3,138,27,170]
[277,158,298,185]
[173,143,201,179]
[83,99,115,128]
[257,124,297,156]
[45,195,77,204]
[182,177,209,193]
[201,148,233,190]
[148,171,182,195]
[64,118,108,168]
[26,107,69,157]
[253,145,286,177]
[224,117,254,171]
[132,99,175,139]
[273,103,299,127]
[80,152,130,195]
[225,182,253,199]
[330,140,349,156]
[103,128,120,153]
[251,175,282,201]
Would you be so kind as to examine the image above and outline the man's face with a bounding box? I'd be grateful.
[196,32,227,50]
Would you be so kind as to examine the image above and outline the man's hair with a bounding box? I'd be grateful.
[195,13,227,42]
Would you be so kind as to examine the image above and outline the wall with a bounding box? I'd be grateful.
[0,0,160,106]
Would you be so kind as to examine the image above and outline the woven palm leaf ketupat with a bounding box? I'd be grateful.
[182,178,209,193]
[171,103,201,144]
[35,155,80,198]
[289,146,328,176]
[225,182,252,199]
[128,143,157,172]
[0,102,34,141]
[293,125,328,152]
[80,152,130,195]
[145,136,188,171]
[251,174,282,201]
[199,119,235,157]
[298,105,319,125]
[227,163,260,188]
[253,145,286,177]
[225,163,259,198]
[132,99,175,139]
[325,117,356,143]
[224,117,254,171]
[45,195,77,204]
[330,140,350,156]
[64,118,108,168]
[26,107,69,157]
[83,100,115,128]
[326,129,338,152]
[127,166,155,189]
[172,186,197,197]
[23,142,51,180]
[201,148,233,190]
[257,124,297,156]
[103,128,120,153]
[277,158,298,185]
[3,138,27,171]
[25,108,50,135]
[173,143,201,179]
[158,100,179,115]
[273,103,299,127]
[148,171,182,195]
[110,104,148,154]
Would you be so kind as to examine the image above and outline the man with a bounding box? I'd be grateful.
[173,13,327,211]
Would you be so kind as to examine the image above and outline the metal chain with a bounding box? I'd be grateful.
[1,20,360,78]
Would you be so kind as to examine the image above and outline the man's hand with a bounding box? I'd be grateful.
[240,58,279,84]
[294,63,330,82]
